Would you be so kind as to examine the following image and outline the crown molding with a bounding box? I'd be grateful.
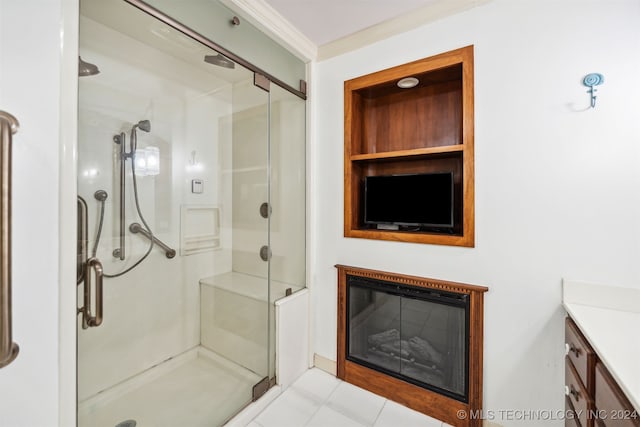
[317,0,492,61]
[221,0,317,62]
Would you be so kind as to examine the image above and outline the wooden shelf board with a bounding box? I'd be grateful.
[346,228,473,247]
[350,145,463,161]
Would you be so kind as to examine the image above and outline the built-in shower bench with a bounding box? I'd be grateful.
[199,272,309,390]
[199,271,302,303]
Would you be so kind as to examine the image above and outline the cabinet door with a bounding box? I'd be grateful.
[566,396,583,427]
[566,317,596,394]
[566,359,594,427]
[595,363,640,427]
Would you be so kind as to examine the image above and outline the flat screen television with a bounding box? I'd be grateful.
[364,172,454,229]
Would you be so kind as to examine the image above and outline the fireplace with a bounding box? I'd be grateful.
[347,275,469,401]
[337,265,487,427]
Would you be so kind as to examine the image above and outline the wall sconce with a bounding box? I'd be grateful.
[134,146,160,176]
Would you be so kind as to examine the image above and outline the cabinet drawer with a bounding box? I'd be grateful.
[567,359,594,427]
[566,396,583,427]
[566,317,596,393]
[595,363,639,427]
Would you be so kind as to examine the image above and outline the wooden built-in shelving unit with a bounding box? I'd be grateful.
[344,46,474,246]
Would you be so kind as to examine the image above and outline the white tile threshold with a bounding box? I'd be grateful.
[238,368,452,427]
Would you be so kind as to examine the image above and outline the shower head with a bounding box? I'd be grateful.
[204,54,235,69]
[79,56,100,77]
[129,120,150,153]
[134,120,151,133]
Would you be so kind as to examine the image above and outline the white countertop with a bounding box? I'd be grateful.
[563,280,640,411]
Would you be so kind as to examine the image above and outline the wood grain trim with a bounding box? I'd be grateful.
[337,266,347,379]
[468,288,484,419]
[350,145,464,161]
[461,46,475,248]
[343,360,472,426]
[335,264,488,294]
[344,46,473,91]
[343,84,357,237]
[345,229,471,246]
[343,45,474,247]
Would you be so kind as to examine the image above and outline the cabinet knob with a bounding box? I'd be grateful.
[567,384,581,402]
[565,342,581,357]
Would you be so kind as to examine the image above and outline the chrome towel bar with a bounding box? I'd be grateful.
[0,110,19,369]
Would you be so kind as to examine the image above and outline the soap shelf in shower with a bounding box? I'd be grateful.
[180,205,220,255]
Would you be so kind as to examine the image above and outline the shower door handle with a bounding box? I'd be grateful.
[80,257,104,328]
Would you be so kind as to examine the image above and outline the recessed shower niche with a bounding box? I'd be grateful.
[76,0,306,425]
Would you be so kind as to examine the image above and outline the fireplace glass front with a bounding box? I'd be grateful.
[347,275,469,402]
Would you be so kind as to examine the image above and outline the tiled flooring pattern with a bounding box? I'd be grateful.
[249,368,452,427]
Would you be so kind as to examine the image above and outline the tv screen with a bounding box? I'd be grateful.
[364,172,454,228]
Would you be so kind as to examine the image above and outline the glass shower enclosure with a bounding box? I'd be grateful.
[76,0,305,425]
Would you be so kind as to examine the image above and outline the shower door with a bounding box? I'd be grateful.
[76,0,276,425]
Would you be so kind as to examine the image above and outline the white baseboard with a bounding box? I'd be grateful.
[313,353,337,376]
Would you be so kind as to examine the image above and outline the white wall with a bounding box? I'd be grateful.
[0,0,74,425]
[312,0,640,424]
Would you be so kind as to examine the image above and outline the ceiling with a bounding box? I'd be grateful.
[260,0,442,46]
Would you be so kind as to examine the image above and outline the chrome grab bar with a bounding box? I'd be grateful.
[113,132,126,260]
[77,196,88,285]
[129,222,176,259]
[0,110,19,368]
[79,257,104,329]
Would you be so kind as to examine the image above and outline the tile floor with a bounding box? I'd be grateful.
[248,368,452,427]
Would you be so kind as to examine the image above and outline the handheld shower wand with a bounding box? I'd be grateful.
[89,119,162,279]
[112,120,152,261]
[130,120,151,154]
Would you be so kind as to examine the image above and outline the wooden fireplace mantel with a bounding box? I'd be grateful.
[336,265,488,427]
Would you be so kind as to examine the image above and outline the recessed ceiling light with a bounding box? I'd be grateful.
[397,77,419,89]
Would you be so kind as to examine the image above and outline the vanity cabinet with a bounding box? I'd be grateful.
[565,317,639,427]
[565,317,596,427]
[595,363,640,427]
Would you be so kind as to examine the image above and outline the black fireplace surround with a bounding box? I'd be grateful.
[346,274,470,402]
